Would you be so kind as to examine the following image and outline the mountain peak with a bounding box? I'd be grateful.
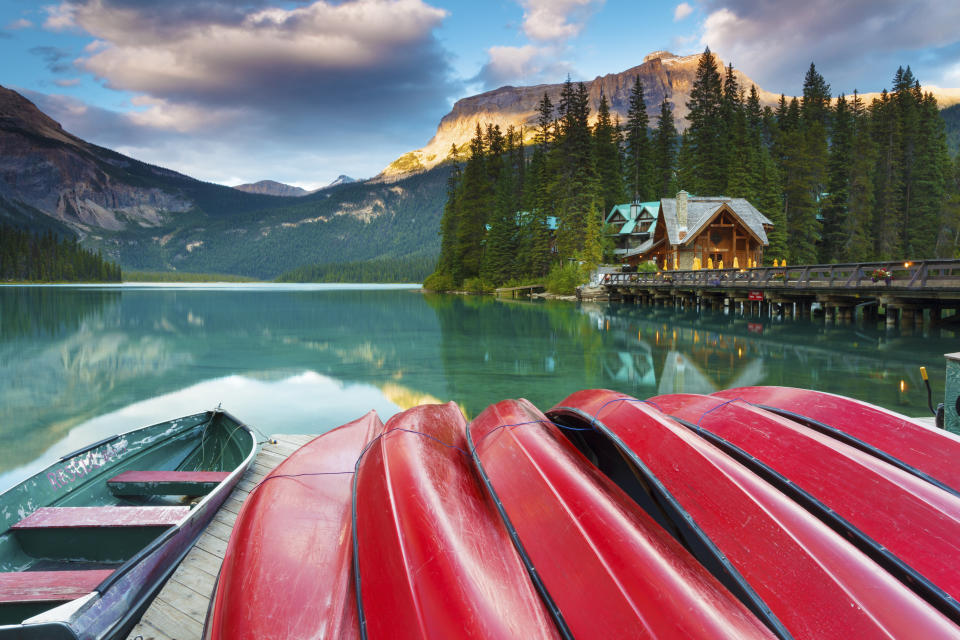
[233,180,307,197]
[643,50,677,63]
[0,84,76,147]
[325,174,356,188]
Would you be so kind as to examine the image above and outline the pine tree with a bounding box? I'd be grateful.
[554,80,600,261]
[686,47,725,194]
[912,92,951,256]
[893,67,921,255]
[594,93,624,213]
[870,90,902,259]
[652,98,678,199]
[435,143,463,276]
[454,124,492,281]
[624,75,653,200]
[820,93,852,262]
[846,91,876,261]
[778,97,819,263]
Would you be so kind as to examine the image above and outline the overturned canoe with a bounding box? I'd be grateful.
[0,409,256,640]
[652,393,960,621]
[549,389,960,639]
[205,411,384,640]
[354,402,558,640]
[712,386,960,495]
[468,398,775,639]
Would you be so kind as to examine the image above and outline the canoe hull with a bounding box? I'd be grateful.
[354,402,558,640]
[549,389,960,640]
[651,393,960,616]
[205,411,384,640]
[469,398,774,639]
[712,386,960,493]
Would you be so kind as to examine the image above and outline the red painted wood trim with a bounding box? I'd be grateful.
[0,569,114,603]
[12,506,190,529]
[107,471,230,484]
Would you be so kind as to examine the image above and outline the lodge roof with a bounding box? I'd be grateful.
[606,202,659,225]
[660,196,772,246]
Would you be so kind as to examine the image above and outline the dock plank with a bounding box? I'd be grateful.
[126,433,311,640]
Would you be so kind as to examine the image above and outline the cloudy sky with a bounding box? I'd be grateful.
[2,0,959,189]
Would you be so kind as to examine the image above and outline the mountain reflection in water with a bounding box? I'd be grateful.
[0,284,953,490]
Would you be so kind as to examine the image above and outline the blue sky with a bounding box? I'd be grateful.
[2,0,959,188]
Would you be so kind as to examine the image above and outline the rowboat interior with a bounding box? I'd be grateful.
[0,411,253,625]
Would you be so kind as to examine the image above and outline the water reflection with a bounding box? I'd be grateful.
[0,285,953,490]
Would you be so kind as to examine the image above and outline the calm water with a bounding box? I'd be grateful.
[1,283,955,492]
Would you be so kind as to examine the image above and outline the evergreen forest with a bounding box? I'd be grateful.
[427,48,960,291]
[277,254,434,283]
[0,224,122,282]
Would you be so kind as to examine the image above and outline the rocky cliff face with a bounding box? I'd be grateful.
[233,180,308,197]
[378,50,960,181]
[378,51,778,180]
[0,86,195,233]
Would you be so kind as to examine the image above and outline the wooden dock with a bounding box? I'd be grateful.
[495,284,545,298]
[126,433,316,640]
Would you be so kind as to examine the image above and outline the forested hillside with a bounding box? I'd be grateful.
[277,254,433,283]
[429,49,960,291]
[0,224,121,282]
[943,103,960,157]
[83,166,449,280]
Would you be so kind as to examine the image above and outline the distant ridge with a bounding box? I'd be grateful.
[233,180,308,197]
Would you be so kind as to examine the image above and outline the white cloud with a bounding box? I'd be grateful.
[70,0,449,97]
[6,18,34,30]
[53,78,82,87]
[699,0,960,92]
[673,3,693,21]
[519,0,603,43]
[127,96,247,133]
[476,45,554,88]
[43,3,77,31]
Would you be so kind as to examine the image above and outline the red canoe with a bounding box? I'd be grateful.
[549,389,960,639]
[468,398,775,639]
[205,411,384,640]
[712,386,960,495]
[353,402,559,640]
[651,393,960,621]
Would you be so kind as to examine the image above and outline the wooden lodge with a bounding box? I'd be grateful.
[607,201,659,256]
[624,191,773,270]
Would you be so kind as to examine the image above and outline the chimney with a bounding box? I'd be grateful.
[676,190,688,230]
[630,200,639,220]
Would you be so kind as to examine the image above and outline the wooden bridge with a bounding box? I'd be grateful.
[602,259,960,328]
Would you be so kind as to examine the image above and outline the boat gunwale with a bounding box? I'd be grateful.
[0,408,257,638]
[93,408,257,594]
[751,404,960,498]
[663,409,960,626]
[546,401,792,640]
[464,414,575,640]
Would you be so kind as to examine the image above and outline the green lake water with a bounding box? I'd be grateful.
[1,283,955,492]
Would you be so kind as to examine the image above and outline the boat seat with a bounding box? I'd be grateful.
[0,569,114,604]
[106,470,230,496]
[11,507,192,563]
[12,506,190,530]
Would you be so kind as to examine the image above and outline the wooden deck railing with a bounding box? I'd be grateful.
[602,259,960,292]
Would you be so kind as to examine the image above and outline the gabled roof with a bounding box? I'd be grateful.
[659,196,772,246]
[606,202,660,224]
